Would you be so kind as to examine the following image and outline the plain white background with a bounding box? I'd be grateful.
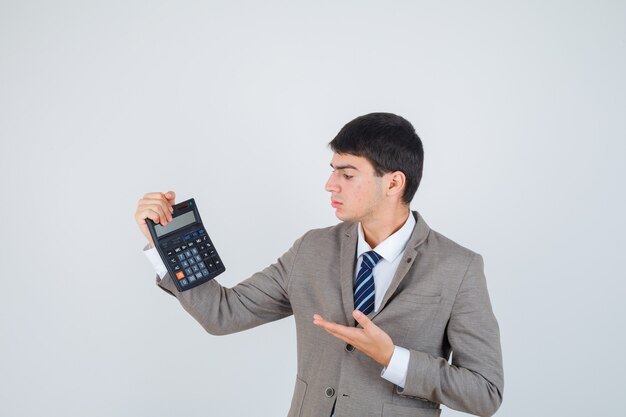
[1,1,624,416]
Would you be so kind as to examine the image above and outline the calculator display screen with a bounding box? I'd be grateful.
[154,211,196,237]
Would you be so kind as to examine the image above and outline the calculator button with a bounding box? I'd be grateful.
[188,241,194,247]
[166,250,173,257]
[208,249,216,257]
[191,248,199,255]
[184,234,191,241]
[181,245,188,250]
[196,238,202,244]
[201,269,209,277]
[181,278,188,286]
[188,275,196,283]
[194,255,202,263]
[177,253,185,261]
[181,260,190,268]
[175,271,185,280]
[202,235,209,241]
[192,265,200,273]
[192,231,198,238]
[198,229,205,235]
[169,257,177,264]
[213,258,222,268]
[173,264,181,271]
[175,247,182,253]
[195,272,203,279]
[188,257,196,265]
[183,250,191,258]
[184,267,193,275]
[198,261,206,269]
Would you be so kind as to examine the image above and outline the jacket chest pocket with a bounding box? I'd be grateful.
[388,292,443,345]
[393,291,441,305]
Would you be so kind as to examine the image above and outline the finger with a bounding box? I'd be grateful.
[138,199,173,223]
[142,191,171,201]
[313,314,341,330]
[323,328,352,345]
[316,321,353,342]
[313,314,337,328]
[137,207,163,225]
[165,190,176,207]
[140,204,170,225]
[141,192,174,216]
[314,317,334,336]
[155,198,173,222]
[313,315,335,329]
[314,318,358,340]
[352,310,373,330]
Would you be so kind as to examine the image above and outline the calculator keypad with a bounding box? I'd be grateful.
[162,230,223,289]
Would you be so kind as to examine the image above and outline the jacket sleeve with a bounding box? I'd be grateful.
[156,234,307,335]
[399,253,504,417]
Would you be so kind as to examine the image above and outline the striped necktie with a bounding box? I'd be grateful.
[353,250,382,316]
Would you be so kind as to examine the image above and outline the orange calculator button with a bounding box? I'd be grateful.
[175,271,185,280]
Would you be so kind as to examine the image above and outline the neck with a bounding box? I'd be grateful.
[361,205,411,248]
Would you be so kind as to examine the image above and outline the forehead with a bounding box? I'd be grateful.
[330,153,375,172]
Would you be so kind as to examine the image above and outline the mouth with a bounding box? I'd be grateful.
[331,199,343,208]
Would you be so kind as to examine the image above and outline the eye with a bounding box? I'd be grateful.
[343,174,353,180]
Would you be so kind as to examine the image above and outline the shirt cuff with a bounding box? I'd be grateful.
[143,243,168,279]
[380,345,410,388]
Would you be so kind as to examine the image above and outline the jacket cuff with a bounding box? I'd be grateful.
[156,271,178,296]
[397,349,436,401]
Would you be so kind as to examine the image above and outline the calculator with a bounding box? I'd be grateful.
[146,198,225,292]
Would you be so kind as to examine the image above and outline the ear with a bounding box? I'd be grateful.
[385,171,406,199]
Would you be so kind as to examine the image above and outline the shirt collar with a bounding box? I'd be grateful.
[356,211,416,263]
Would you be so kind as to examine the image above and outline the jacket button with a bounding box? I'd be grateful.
[325,387,335,397]
[345,343,355,352]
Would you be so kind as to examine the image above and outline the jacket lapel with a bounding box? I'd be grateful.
[339,222,358,326]
[370,211,431,320]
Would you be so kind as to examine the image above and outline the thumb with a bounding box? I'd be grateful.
[165,190,176,204]
[353,310,371,329]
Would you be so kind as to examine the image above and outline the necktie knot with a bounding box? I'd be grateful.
[361,250,382,270]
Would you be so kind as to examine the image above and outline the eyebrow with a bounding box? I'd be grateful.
[330,163,359,171]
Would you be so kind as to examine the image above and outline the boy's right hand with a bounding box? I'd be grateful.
[135,191,176,247]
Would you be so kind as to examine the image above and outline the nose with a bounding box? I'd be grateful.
[325,172,339,193]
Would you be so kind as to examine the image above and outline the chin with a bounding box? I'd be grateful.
[334,209,356,223]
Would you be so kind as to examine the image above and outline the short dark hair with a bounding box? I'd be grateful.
[328,112,424,204]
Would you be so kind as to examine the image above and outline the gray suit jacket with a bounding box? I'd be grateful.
[157,211,504,417]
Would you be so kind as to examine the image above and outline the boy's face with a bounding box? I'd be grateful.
[325,153,387,223]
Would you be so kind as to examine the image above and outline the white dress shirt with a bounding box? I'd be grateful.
[356,213,413,388]
[143,212,414,388]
